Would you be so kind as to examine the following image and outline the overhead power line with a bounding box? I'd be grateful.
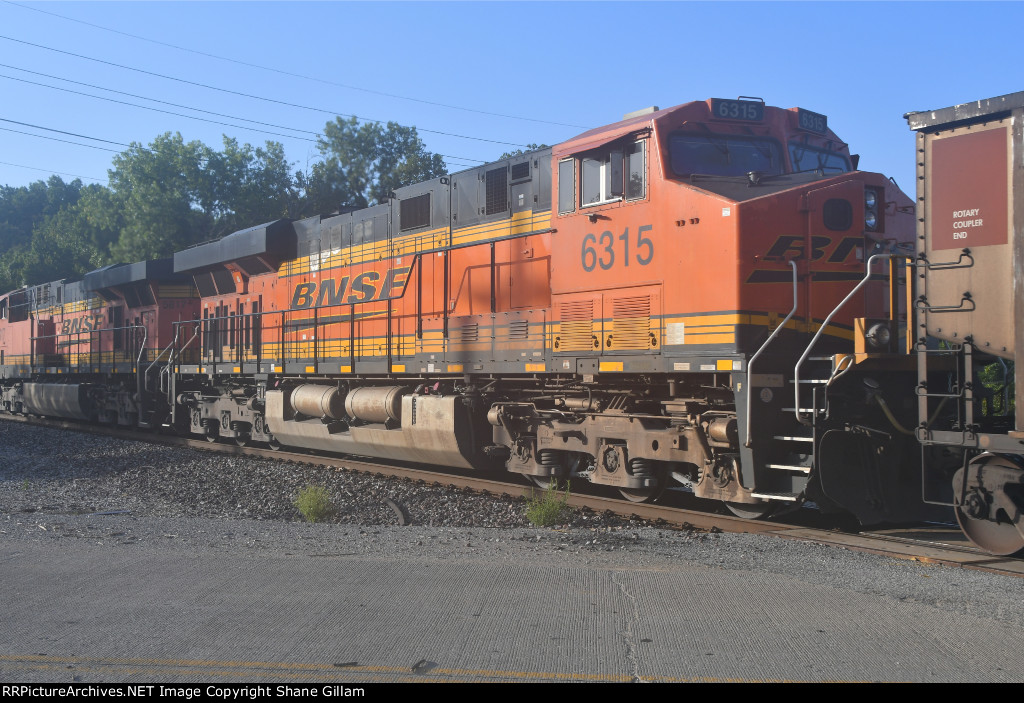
[0,119,487,174]
[0,123,124,152]
[0,73,320,143]
[0,35,530,149]
[0,117,130,149]
[0,72,487,164]
[0,62,319,138]
[3,0,586,130]
[0,160,104,182]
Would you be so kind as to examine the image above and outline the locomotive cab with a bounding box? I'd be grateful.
[534,98,926,517]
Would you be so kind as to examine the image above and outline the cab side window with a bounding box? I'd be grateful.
[557,159,575,214]
[559,140,646,213]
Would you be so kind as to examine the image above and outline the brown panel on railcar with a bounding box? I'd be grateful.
[922,121,1013,358]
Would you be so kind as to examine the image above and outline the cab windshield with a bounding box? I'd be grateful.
[788,143,850,173]
[669,133,783,177]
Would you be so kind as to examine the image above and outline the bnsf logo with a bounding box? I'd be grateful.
[60,314,104,335]
[291,266,412,309]
[765,235,862,263]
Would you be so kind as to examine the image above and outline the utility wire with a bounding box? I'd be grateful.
[0,35,529,149]
[0,160,104,182]
[0,73,319,143]
[0,74,487,163]
[0,119,486,174]
[0,124,123,152]
[1,117,153,150]
[3,0,586,129]
[0,62,318,138]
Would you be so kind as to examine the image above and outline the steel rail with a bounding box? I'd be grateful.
[2,414,1023,578]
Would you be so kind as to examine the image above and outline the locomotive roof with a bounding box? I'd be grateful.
[83,257,177,290]
[173,218,295,274]
[553,105,678,158]
[906,90,1024,131]
[553,99,829,158]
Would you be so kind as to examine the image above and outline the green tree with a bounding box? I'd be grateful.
[101,133,301,263]
[0,176,85,257]
[102,132,215,263]
[207,137,299,236]
[499,143,549,160]
[9,194,117,286]
[300,118,446,215]
[0,176,94,289]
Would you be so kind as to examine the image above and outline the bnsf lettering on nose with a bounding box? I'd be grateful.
[61,314,104,334]
[765,235,862,263]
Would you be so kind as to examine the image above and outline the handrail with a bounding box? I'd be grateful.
[134,325,148,424]
[163,323,200,400]
[793,253,895,425]
[145,328,180,382]
[745,260,798,447]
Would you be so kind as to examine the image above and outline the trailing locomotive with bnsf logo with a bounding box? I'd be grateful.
[8,95,1004,551]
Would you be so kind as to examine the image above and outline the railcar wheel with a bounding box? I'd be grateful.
[235,436,248,447]
[619,459,666,503]
[725,501,774,520]
[619,485,665,503]
[528,474,554,489]
[205,434,218,443]
[267,438,281,451]
[955,507,1024,556]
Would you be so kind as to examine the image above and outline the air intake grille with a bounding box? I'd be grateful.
[610,295,651,349]
[508,319,529,340]
[559,300,596,352]
[400,193,431,231]
[485,167,508,216]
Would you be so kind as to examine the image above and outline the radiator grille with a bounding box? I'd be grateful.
[485,167,508,216]
[610,295,651,349]
[559,300,596,352]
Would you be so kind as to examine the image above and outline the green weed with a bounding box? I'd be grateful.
[293,485,335,523]
[526,479,570,527]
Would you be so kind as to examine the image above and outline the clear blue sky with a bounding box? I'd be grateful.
[0,1,1020,197]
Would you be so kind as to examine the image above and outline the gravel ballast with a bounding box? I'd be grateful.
[0,420,635,529]
[3,418,1024,633]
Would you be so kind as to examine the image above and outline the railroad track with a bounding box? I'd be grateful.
[4,413,1023,578]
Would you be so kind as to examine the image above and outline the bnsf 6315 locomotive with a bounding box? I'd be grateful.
[1,98,945,539]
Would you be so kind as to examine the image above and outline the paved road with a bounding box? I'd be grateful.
[2,514,1023,683]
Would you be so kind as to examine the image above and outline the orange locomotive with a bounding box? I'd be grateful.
[1,97,936,529]
[166,97,928,523]
[0,259,199,425]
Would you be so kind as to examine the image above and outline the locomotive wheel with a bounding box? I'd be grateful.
[618,461,667,503]
[725,501,774,520]
[955,507,1024,556]
[527,474,566,491]
[528,474,551,489]
[619,485,665,503]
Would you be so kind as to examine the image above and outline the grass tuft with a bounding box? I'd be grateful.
[526,479,570,527]
[293,485,335,523]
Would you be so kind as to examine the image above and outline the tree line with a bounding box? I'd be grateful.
[0,117,448,292]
